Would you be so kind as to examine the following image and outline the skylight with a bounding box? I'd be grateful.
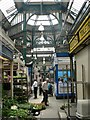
[52,19,58,25]
[27,19,35,25]
[27,14,58,26]
[30,14,37,20]
[38,15,49,21]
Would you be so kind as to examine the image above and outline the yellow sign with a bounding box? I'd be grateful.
[70,35,78,51]
[69,15,90,53]
[79,18,90,41]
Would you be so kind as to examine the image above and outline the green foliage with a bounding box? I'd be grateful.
[8,109,28,119]
[32,103,46,110]
[3,96,18,109]
[18,103,33,110]
[18,103,46,111]
[16,96,27,104]
[2,108,9,117]
[2,96,44,119]
[2,108,37,120]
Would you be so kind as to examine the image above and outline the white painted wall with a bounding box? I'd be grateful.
[75,45,90,99]
[88,45,90,98]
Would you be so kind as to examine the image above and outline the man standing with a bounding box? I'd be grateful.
[32,79,38,99]
[34,66,39,79]
[41,78,49,106]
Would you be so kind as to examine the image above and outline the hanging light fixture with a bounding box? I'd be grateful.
[38,0,44,31]
[38,23,44,31]
[40,34,45,41]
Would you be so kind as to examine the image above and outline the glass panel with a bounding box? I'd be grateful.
[58,70,70,81]
[37,15,49,21]
[28,14,58,26]
[71,0,86,11]
[52,19,58,25]
[0,0,16,18]
[11,14,23,26]
[49,14,55,20]
[36,21,50,26]
[30,14,37,20]
[27,19,35,25]
[9,15,16,23]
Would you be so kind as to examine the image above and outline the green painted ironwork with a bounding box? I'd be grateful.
[43,64,46,80]
[23,3,67,13]
[59,12,62,31]
[23,11,27,63]
[47,14,56,43]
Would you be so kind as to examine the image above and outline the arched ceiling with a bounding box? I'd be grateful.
[1,0,86,65]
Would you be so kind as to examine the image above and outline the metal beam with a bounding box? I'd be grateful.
[14,0,68,13]
[30,51,54,54]
[23,3,67,13]
[14,0,24,12]
[47,15,56,45]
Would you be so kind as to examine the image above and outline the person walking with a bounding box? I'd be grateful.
[41,78,49,106]
[32,79,38,99]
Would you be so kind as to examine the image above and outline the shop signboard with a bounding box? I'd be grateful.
[79,18,90,42]
[69,14,90,53]
[69,35,78,52]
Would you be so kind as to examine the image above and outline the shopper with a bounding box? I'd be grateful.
[48,81,53,96]
[38,79,42,95]
[41,78,49,106]
[32,79,38,99]
[34,66,39,80]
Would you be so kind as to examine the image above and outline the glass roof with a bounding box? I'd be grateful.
[0,0,86,24]
[0,0,87,62]
[27,14,58,26]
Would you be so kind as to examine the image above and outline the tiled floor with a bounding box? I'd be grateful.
[29,93,68,120]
